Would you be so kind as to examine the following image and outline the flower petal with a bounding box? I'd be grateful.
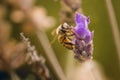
[75,12,86,24]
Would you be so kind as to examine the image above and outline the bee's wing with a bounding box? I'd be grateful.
[50,28,58,45]
[51,28,57,36]
[50,34,58,45]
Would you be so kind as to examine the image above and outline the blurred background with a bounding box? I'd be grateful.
[0,0,120,80]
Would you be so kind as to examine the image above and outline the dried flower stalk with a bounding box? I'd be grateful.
[20,33,53,80]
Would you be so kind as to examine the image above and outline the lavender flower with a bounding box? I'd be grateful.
[74,12,94,43]
[72,12,94,62]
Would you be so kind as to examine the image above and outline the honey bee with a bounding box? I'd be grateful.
[56,23,75,50]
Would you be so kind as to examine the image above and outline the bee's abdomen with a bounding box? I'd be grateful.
[58,35,74,50]
[63,42,74,50]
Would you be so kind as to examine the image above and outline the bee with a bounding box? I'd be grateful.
[56,23,75,50]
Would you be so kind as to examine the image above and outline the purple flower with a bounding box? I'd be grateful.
[73,39,93,62]
[73,12,94,43]
[72,12,94,62]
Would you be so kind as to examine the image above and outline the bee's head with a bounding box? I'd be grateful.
[62,23,69,29]
[56,23,71,34]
